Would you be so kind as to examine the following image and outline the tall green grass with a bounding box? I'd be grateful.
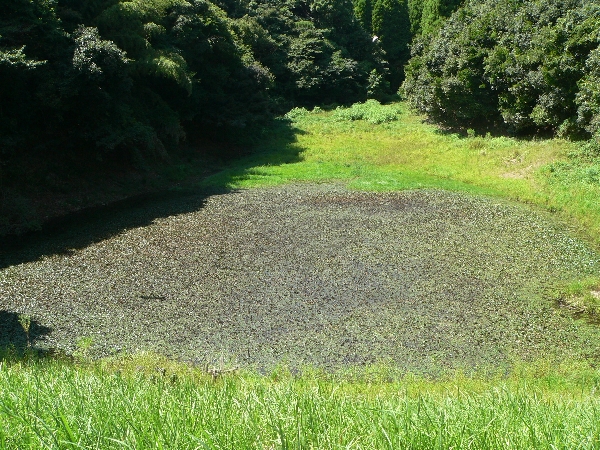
[2,353,600,449]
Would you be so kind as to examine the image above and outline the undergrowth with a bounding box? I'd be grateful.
[332,99,401,124]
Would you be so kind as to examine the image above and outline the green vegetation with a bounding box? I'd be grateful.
[0,0,385,235]
[206,101,600,245]
[8,0,600,235]
[3,181,600,371]
[2,352,600,449]
[0,0,383,167]
[371,0,410,88]
[402,0,600,140]
[3,100,600,447]
[4,0,600,445]
[418,0,463,35]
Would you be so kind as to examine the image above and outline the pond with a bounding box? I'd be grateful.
[1,183,599,373]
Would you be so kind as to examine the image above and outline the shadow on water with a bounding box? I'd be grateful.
[0,118,304,270]
[0,310,52,355]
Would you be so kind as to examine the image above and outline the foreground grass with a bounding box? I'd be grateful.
[2,352,600,449]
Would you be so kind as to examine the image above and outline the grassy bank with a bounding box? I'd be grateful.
[2,352,600,449]
[202,100,600,318]
[205,101,600,247]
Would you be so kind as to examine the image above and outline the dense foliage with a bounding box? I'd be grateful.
[4,0,600,233]
[0,0,386,184]
[1,0,272,173]
[402,0,600,141]
[0,0,466,181]
[351,0,463,88]
[231,0,385,105]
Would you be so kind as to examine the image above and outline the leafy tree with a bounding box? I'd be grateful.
[213,0,250,18]
[576,42,600,138]
[0,0,391,201]
[243,0,383,106]
[403,3,501,125]
[402,0,600,136]
[0,0,70,166]
[484,0,595,134]
[64,26,141,158]
[407,0,422,35]
[420,0,463,35]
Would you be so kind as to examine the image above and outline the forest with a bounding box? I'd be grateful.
[1,0,600,233]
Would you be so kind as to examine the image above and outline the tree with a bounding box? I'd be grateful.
[0,0,393,196]
[420,0,463,35]
[577,49,600,139]
[243,0,384,105]
[353,0,373,34]
[0,0,70,167]
[402,0,600,136]
[372,0,410,88]
[407,0,422,35]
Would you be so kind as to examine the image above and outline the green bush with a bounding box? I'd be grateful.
[284,107,310,120]
[402,0,600,136]
[333,99,400,124]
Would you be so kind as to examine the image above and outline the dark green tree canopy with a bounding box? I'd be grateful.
[0,0,386,178]
[372,0,410,88]
[6,0,600,209]
[402,0,600,138]
[353,0,373,34]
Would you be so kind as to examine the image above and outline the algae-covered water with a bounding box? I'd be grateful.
[1,184,599,373]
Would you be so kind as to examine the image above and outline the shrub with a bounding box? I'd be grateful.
[333,99,399,124]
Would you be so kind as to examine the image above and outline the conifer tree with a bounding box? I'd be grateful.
[372,0,410,88]
[407,0,423,36]
[421,0,463,35]
[353,0,373,34]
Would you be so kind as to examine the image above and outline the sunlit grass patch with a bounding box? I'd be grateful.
[2,354,600,449]
[204,100,600,250]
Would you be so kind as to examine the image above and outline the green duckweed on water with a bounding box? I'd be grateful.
[1,183,599,374]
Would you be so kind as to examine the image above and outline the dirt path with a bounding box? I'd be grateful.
[2,183,600,373]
